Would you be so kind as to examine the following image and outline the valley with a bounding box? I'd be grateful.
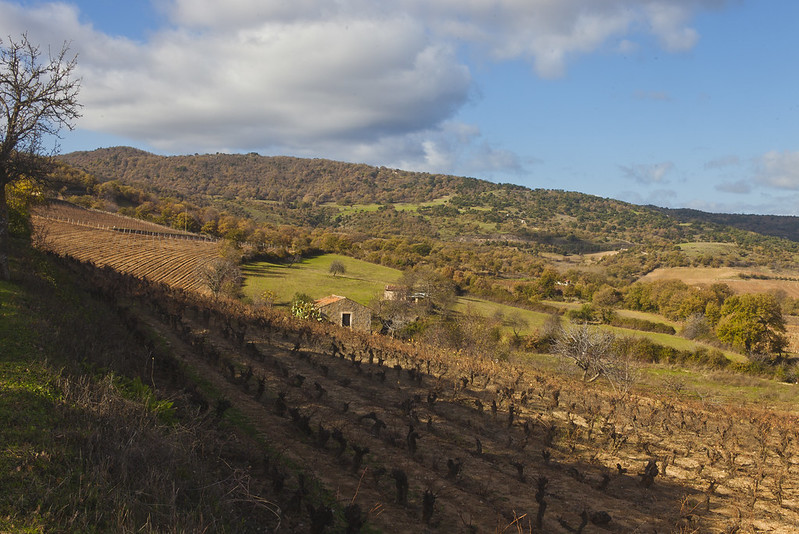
[6,149,799,532]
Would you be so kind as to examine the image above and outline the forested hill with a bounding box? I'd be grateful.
[655,206,799,243]
[56,147,799,256]
[58,147,468,205]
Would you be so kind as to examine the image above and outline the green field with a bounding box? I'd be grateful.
[460,297,745,362]
[454,296,552,333]
[677,241,739,258]
[242,254,745,362]
[543,300,680,327]
[241,253,402,306]
[323,195,453,216]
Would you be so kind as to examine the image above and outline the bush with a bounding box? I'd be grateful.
[609,315,675,335]
[566,303,595,323]
[681,313,712,340]
[620,337,728,369]
[290,293,321,321]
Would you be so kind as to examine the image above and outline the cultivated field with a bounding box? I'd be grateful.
[27,202,799,532]
[36,199,200,236]
[33,202,219,292]
[641,266,799,298]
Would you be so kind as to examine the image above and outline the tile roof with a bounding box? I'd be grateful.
[314,295,346,307]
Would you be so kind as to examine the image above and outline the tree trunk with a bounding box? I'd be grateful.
[0,182,9,281]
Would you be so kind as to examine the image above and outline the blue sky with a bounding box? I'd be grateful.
[3,0,799,215]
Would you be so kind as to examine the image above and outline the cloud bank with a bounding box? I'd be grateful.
[1,0,727,173]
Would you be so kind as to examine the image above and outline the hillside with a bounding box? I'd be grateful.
[8,233,799,532]
[58,146,464,205]
[32,201,220,292]
[658,206,799,243]
[56,147,799,267]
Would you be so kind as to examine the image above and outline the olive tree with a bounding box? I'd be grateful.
[0,34,81,280]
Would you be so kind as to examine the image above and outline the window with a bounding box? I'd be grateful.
[341,312,352,327]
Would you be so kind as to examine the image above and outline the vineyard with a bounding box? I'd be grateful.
[32,201,219,292]
[26,200,799,533]
[35,250,799,533]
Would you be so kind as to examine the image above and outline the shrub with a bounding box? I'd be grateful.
[609,315,676,335]
[290,293,321,321]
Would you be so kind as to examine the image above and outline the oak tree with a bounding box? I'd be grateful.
[716,293,787,356]
[328,259,346,277]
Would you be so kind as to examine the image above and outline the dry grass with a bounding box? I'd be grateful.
[642,266,799,298]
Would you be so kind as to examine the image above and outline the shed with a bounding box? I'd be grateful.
[314,295,372,332]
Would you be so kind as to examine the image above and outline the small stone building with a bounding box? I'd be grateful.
[383,284,405,301]
[314,295,372,332]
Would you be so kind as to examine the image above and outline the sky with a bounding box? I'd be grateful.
[3,0,799,215]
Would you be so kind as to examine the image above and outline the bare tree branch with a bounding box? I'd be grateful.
[0,33,81,280]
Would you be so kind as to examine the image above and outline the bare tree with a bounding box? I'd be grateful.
[555,324,639,394]
[197,257,242,298]
[554,324,616,382]
[0,34,81,280]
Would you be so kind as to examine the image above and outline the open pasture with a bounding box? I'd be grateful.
[241,253,402,305]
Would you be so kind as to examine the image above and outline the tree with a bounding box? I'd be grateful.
[197,258,242,298]
[716,293,787,356]
[328,259,346,277]
[554,324,617,382]
[398,266,457,314]
[505,311,528,343]
[1,34,81,280]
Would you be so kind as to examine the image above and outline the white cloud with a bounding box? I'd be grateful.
[620,161,675,184]
[407,0,725,78]
[341,121,524,177]
[755,150,799,190]
[644,2,700,52]
[0,0,729,172]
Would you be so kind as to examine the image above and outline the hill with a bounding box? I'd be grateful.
[657,206,799,243]
[58,146,464,205]
[57,147,799,259]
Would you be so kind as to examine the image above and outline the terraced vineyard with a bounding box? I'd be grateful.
[33,202,219,292]
[36,199,201,236]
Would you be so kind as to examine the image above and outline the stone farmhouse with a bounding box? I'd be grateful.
[314,295,372,332]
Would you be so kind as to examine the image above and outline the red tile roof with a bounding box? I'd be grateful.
[314,295,346,307]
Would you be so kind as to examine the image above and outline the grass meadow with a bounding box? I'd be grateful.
[241,253,403,306]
